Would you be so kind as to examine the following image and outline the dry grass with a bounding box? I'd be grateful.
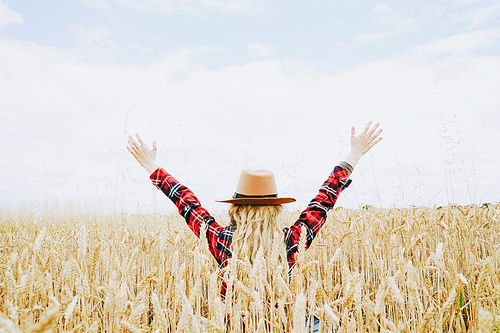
[1,204,499,332]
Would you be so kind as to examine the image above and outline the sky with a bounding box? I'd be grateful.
[1,0,499,215]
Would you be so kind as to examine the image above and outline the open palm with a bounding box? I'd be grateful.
[126,134,159,174]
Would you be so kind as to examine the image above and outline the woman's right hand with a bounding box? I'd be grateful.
[126,134,159,174]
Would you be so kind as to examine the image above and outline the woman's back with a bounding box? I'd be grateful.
[126,122,383,332]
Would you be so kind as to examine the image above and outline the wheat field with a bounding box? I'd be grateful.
[0,204,499,332]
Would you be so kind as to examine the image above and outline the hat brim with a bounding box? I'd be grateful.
[216,197,296,205]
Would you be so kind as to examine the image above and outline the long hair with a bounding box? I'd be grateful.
[229,204,286,265]
[225,204,293,331]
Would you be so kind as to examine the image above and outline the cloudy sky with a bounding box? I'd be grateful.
[1,0,499,215]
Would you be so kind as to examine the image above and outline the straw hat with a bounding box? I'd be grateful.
[216,169,296,205]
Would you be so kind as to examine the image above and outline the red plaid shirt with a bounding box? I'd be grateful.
[150,166,352,271]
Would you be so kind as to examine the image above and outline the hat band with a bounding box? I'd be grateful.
[232,192,278,199]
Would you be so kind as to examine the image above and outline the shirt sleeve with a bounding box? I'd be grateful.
[284,165,352,258]
[149,168,225,261]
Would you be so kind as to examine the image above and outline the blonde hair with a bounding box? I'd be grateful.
[229,204,286,265]
[226,205,292,329]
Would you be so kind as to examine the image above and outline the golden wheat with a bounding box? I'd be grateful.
[0,204,499,332]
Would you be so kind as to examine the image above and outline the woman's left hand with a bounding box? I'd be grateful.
[126,134,159,174]
[350,121,383,156]
[344,121,383,168]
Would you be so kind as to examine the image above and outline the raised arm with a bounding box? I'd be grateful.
[126,134,226,262]
[285,122,383,260]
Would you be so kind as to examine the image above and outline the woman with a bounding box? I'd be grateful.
[127,121,382,332]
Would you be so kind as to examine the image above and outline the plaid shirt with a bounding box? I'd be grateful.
[150,166,352,271]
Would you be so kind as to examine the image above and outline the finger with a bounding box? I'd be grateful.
[367,123,380,137]
[128,136,143,153]
[351,126,355,137]
[126,145,139,157]
[372,128,383,139]
[128,135,138,147]
[368,137,383,148]
[136,134,147,149]
[152,140,157,150]
[360,121,372,136]
[128,138,139,151]
[126,145,133,154]
[128,139,142,155]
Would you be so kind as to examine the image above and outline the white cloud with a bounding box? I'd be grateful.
[68,26,221,63]
[201,0,270,11]
[0,0,23,28]
[77,0,109,8]
[465,4,500,28]
[1,32,499,213]
[78,0,270,14]
[355,4,414,43]
[355,29,398,43]
[247,42,277,58]
[70,26,118,62]
[72,26,115,46]
[429,0,500,29]
[115,0,179,13]
[372,4,414,28]
[410,28,500,59]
